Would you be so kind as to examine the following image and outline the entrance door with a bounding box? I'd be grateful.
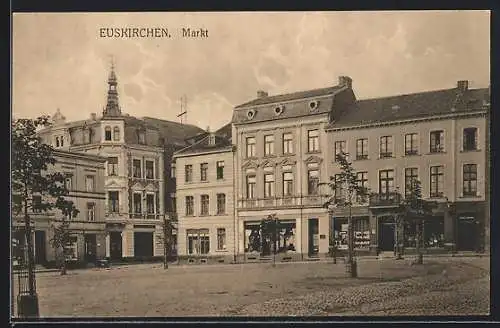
[109,232,122,260]
[84,234,97,263]
[308,218,319,256]
[34,230,46,265]
[134,232,153,258]
[378,219,395,252]
[457,217,477,251]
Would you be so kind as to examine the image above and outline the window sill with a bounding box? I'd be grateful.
[354,157,369,161]
[460,149,481,153]
[404,153,420,157]
[459,194,482,198]
[427,151,446,155]
[306,151,321,155]
[378,156,395,160]
[263,155,277,159]
[215,249,228,253]
[246,156,258,160]
[216,178,225,181]
[199,214,210,217]
[282,152,295,156]
[199,180,209,183]
[216,213,227,216]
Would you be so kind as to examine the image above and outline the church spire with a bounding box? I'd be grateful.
[103,57,121,117]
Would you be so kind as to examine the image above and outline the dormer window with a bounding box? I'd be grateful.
[105,126,112,141]
[138,130,146,144]
[309,100,319,111]
[209,133,216,146]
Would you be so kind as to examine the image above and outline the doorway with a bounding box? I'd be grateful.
[308,218,319,256]
[457,216,477,251]
[84,234,97,263]
[134,232,153,258]
[378,217,395,252]
[109,232,122,260]
[34,230,46,265]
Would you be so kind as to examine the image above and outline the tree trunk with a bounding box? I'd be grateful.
[416,219,423,264]
[346,204,357,278]
[23,187,36,295]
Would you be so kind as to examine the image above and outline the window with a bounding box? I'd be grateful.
[108,191,119,213]
[133,193,142,214]
[185,165,193,183]
[200,163,208,181]
[283,172,293,196]
[32,195,42,213]
[246,175,256,199]
[379,136,393,158]
[87,202,95,221]
[146,194,155,214]
[379,170,395,196]
[430,166,444,198]
[133,159,142,178]
[66,236,78,260]
[334,141,346,161]
[405,133,419,155]
[145,160,154,179]
[105,126,112,141]
[84,128,92,144]
[356,172,368,203]
[430,130,444,153]
[187,229,210,255]
[283,133,293,154]
[463,164,477,196]
[113,127,120,141]
[264,135,274,156]
[404,168,419,197]
[185,196,194,216]
[307,130,319,152]
[171,196,177,213]
[138,130,146,144]
[356,138,368,160]
[334,174,345,202]
[216,194,226,214]
[200,195,209,216]
[463,128,478,151]
[264,173,275,198]
[308,169,319,195]
[60,136,64,147]
[55,136,60,148]
[171,164,176,179]
[107,157,118,176]
[217,228,227,251]
[64,175,73,191]
[85,175,95,192]
[246,137,256,158]
[216,161,224,180]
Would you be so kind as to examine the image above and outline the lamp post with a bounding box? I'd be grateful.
[328,204,337,264]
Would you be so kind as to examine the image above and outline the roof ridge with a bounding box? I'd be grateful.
[174,134,210,155]
[142,116,204,130]
[357,86,488,102]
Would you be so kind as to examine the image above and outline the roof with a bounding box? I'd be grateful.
[173,123,233,156]
[326,87,490,129]
[53,149,107,162]
[235,86,344,109]
[141,117,206,146]
[232,85,347,124]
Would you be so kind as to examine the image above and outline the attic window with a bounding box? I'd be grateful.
[309,100,319,111]
[209,134,216,146]
[247,109,256,120]
[274,104,284,116]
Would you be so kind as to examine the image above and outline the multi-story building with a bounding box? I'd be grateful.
[37,66,167,261]
[232,76,357,261]
[326,80,490,254]
[232,77,490,260]
[12,150,107,266]
[173,123,235,264]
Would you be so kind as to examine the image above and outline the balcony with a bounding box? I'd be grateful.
[238,195,330,210]
[369,192,402,208]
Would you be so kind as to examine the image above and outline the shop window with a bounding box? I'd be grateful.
[332,217,370,250]
[65,236,78,261]
[187,229,209,255]
[244,221,296,254]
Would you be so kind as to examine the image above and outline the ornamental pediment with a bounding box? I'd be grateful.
[241,160,258,169]
[105,179,123,188]
[131,181,145,190]
[280,158,296,166]
[304,155,323,164]
[261,159,276,168]
[145,183,156,192]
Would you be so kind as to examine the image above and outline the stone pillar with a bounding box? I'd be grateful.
[105,234,110,258]
[238,219,245,253]
[369,214,378,254]
[295,217,302,254]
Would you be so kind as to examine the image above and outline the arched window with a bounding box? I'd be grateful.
[55,136,60,147]
[105,126,112,141]
[113,127,120,141]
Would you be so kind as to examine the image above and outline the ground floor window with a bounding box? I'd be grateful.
[332,217,370,250]
[244,221,296,255]
[134,232,154,257]
[187,229,209,255]
[403,217,445,248]
[65,235,78,261]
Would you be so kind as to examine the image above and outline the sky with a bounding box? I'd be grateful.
[12,11,490,130]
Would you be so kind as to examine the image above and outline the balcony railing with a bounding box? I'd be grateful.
[369,192,402,208]
[238,195,330,209]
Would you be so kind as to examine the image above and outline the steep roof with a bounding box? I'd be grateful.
[141,117,206,147]
[173,123,233,156]
[327,87,490,129]
[232,85,348,124]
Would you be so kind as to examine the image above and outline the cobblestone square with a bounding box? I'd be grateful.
[12,257,490,317]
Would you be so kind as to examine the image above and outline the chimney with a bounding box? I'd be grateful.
[338,76,353,89]
[457,80,469,92]
[90,113,97,121]
[257,90,268,98]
